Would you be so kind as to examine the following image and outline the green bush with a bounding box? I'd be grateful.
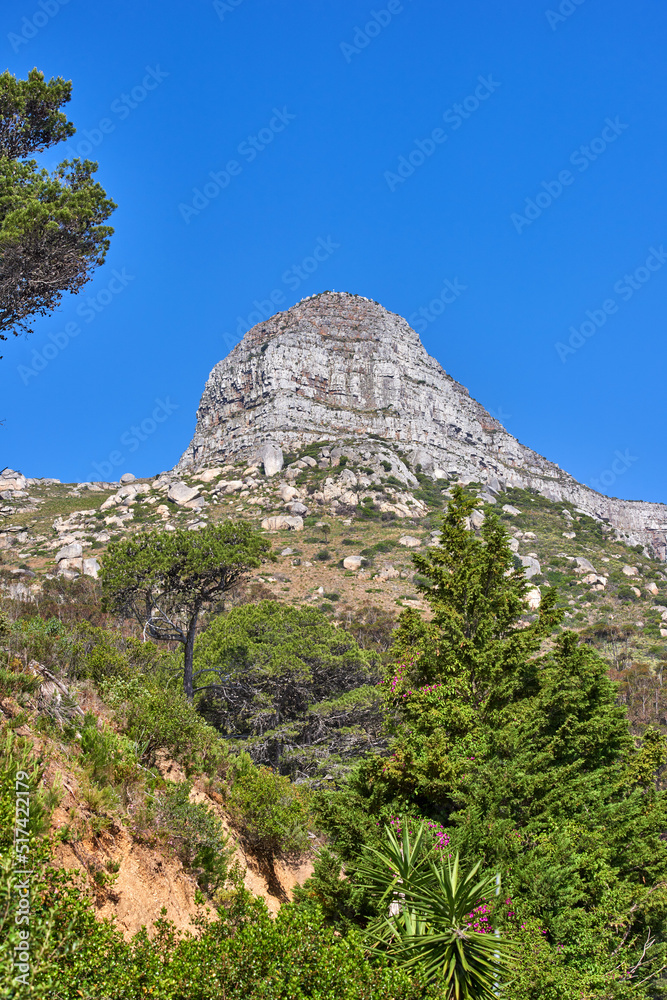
[123,685,229,776]
[156,782,231,895]
[79,714,143,789]
[227,753,312,857]
[0,660,41,698]
[372,539,397,553]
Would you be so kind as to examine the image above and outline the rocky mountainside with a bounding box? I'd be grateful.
[2,288,667,735]
[178,291,667,560]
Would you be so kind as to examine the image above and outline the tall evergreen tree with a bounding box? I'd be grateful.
[319,489,667,996]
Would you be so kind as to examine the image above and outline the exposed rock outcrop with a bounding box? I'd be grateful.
[177,292,667,559]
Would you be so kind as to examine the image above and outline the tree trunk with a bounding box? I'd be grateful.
[183,610,200,701]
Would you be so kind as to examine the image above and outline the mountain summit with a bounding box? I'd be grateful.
[178,291,667,558]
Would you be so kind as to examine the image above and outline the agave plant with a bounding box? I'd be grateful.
[358,819,515,998]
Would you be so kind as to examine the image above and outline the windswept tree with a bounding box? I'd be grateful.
[0,69,115,348]
[194,600,382,774]
[100,523,271,699]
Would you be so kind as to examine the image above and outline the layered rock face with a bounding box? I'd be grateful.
[177,292,667,558]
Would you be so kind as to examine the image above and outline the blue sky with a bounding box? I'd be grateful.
[1,0,665,501]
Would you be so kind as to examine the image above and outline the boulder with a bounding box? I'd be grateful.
[280,547,294,556]
[261,515,303,531]
[343,555,365,571]
[120,473,136,484]
[58,568,80,582]
[399,535,421,548]
[57,557,83,575]
[0,469,27,491]
[502,504,521,515]
[287,501,309,516]
[323,482,343,501]
[82,558,100,579]
[252,442,283,477]
[562,531,576,539]
[582,573,607,588]
[470,509,485,530]
[224,480,245,493]
[574,557,596,573]
[168,482,200,505]
[378,564,399,580]
[100,495,121,510]
[525,586,541,610]
[197,468,222,483]
[646,581,659,595]
[622,565,639,577]
[519,555,541,579]
[280,485,300,502]
[56,542,83,562]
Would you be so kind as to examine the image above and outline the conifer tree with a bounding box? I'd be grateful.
[319,488,667,994]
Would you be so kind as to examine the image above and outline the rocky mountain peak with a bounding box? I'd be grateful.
[177,291,667,559]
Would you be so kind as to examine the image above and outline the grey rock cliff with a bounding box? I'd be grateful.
[177,291,667,559]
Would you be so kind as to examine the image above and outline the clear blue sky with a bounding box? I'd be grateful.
[1,0,665,501]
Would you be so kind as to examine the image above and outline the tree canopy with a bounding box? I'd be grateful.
[194,600,382,778]
[100,522,271,700]
[0,69,115,346]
